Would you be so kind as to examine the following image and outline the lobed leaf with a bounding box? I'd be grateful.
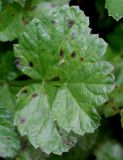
[14,5,114,154]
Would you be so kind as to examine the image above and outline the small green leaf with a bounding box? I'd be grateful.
[14,5,114,154]
[105,0,123,20]
[102,26,123,118]
[0,108,20,158]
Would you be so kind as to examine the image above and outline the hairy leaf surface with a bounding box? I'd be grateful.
[14,5,114,154]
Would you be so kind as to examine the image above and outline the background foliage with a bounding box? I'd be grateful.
[0,0,123,159]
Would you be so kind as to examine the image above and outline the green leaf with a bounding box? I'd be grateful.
[14,84,78,154]
[0,84,16,110]
[105,0,123,21]
[102,48,123,117]
[0,84,19,111]
[0,108,20,158]
[0,4,26,41]
[30,0,70,18]
[0,0,70,41]
[102,25,123,118]
[95,140,123,160]
[14,5,114,154]
[0,51,19,82]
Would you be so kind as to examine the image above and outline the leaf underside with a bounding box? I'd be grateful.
[14,5,114,155]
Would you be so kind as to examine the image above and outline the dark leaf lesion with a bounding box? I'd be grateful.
[71,51,76,58]
[21,89,28,94]
[51,19,56,25]
[29,61,34,67]
[22,17,29,25]
[80,57,84,61]
[32,93,38,98]
[20,118,26,124]
[60,49,64,57]
[67,19,74,28]
[14,57,23,69]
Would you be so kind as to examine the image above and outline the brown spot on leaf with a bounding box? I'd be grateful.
[29,61,34,67]
[63,139,74,147]
[112,106,117,110]
[50,3,56,7]
[14,57,21,65]
[71,51,76,58]
[105,101,108,105]
[115,84,118,89]
[71,33,76,39]
[14,57,23,69]
[20,118,26,124]
[32,93,38,98]
[22,17,29,25]
[51,20,56,25]
[49,76,60,82]
[109,98,114,104]
[80,57,84,61]
[21,89,28,94]
[60,49,64,57]
[67,19,74,28]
